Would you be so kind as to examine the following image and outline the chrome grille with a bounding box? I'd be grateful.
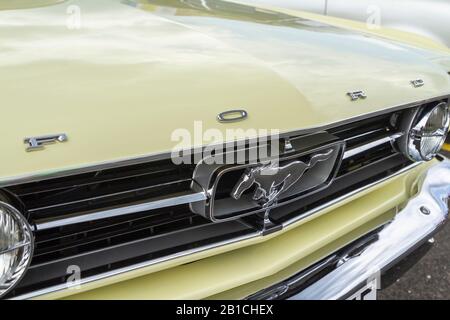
[4,159,256,297]
[2,105,424,299]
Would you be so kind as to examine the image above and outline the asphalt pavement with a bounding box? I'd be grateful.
[378,151,450,300]
[378,221,450,299]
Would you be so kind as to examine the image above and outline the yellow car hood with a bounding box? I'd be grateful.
[0,0,449,182]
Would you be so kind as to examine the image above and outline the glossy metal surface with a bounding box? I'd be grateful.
[342,133,403,160]
[347,90,367,101]
[290,160,450,300]
[217,110,248,123]
[401,102,450,162]
[231,149,334,207]
[0,201,34,298]
[1,0,449,183]
[411,79,425,88]
[246,229,381,299]
[190,136,344,222]
[24,133,68,152]
[327,0,450,48]
[34,190,207,231]
[244,0,450,48]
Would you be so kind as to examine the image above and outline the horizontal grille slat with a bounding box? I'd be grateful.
[9,160,195,197]
[35,206,189,244]
[344,127,389,145]
[28,178,191,214]
[330,113,393,148]
[33,209,198,259]
[33,189,206,231]
[330,111,401,178]
[338,141,396,177]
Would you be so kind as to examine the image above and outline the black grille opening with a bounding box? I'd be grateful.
[337,143,396,177]
[330,113,394,149]
[8,159,196,220]
[32,205,206,265]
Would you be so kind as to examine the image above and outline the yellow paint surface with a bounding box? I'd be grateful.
[1,0,449,183]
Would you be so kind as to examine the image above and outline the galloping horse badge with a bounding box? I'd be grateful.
[231,149,334,208]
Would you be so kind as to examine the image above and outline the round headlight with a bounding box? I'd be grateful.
[402,102,450,162]
[0,201,34,297]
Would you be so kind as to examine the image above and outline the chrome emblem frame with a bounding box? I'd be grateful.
[231,150,333,209]
[347,91,367,101]
[230,150,334,231]
[190,134,345,226]
[24,133,68,152]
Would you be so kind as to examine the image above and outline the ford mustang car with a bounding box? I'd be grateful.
[1,0,450,300]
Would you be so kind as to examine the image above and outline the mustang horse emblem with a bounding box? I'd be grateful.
[231,149,334,208]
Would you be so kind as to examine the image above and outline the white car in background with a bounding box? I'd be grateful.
[243,0,450,48]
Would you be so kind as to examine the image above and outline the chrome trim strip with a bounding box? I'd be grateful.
[246,254,339,300]
[342,133,403,160]
[11,161,422,300]
[344,128,387,142]
[35,191,207,231]
[28,180,193,213]
[11,231,260,300]
[1,95,448,188]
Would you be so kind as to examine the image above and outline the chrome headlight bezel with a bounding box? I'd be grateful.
[0,201,34,298]
[400,102,450,162]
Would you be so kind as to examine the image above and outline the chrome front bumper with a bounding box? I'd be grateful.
[252,160,450,300]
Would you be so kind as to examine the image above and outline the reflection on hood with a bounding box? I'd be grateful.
[125,0,347,33]
[0,0,66,11]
